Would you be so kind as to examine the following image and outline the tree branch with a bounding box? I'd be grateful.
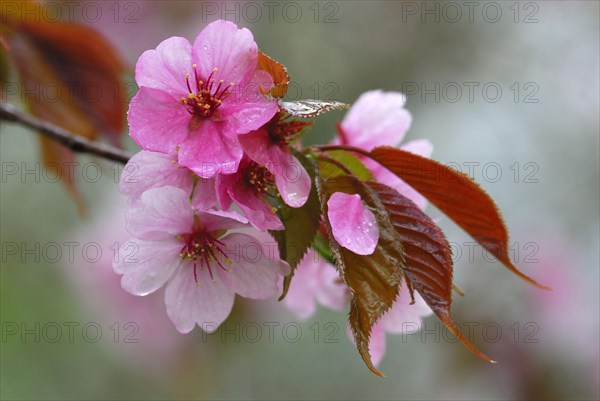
[0,102,132,164]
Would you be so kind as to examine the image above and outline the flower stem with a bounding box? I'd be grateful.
[312,234,335,265]
[0,102,132,164]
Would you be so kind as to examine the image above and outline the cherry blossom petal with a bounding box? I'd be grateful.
[339,90,412,150]
[284,251,347,319]
[238,129,270,163]
[220,69,278,134]
[239,131,311,207]
[219,233,284,299]
[126,186,194,240]
[192,20,258,88]
[401,139,433,158]
[119,151,194,203]
[215,172,237,211]
[228,185,284,231]
[367,323,387,367]
[274,157,311,208]
[135,36,192,97]
[191,177,218,210]
[195,209,249,234]
[283,257,319,320]
[177,121,243,178]
[314,262,347,311]
[128,87,191,153]
[165,266,235,334]
[115,238,182,296]
[327,192,379,255]
[380,285,432,334]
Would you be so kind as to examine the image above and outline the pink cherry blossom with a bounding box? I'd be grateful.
[283,250,347,319]
[114,185,289,333]
[336,90,433,209]
[216,155,284,231]
[327,192,379,255]
[120,150,216,210]
[128,20,278,178]
[238,115,311,208]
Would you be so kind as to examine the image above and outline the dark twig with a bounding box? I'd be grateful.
[0,102,132,164]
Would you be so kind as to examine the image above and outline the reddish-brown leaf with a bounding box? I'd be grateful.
[257,51,289,98]
[3,15,127,210]
[367,181,494,363]
[317,173,403,377]
[369,146,548,290]
[17,21,127,142]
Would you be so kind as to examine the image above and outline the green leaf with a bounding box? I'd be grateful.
[316,172,404,377]
[318,150,374,181]
[270,152,322,301]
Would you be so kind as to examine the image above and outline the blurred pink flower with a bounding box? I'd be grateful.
[285,249,431,367]
[529,238,600,391]
[337,90,412,150]
[284,250,347,319]
[120,150,216,210]
[327,192,379,255]
[128,20,278,177]
[62,192,187,372]
[336,90,433,209]
[216,155,284,231]
[114,186,288,333]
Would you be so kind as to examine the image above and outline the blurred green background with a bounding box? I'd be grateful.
[1,1,598,399]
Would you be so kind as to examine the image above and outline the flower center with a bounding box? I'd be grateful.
[180,65,234,119]
[244,162,276,195]
[179,233,231,284]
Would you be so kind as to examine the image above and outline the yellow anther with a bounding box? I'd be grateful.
[193,63,197,69]
[185,73,190,79]
[188,93,195,99]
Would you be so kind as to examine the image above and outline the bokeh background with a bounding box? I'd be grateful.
[1,1,598,400]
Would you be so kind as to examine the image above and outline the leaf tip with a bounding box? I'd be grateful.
[507,261,552,291]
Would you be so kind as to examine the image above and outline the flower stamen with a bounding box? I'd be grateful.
[179,232,231,284]
[181,65,234,119]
